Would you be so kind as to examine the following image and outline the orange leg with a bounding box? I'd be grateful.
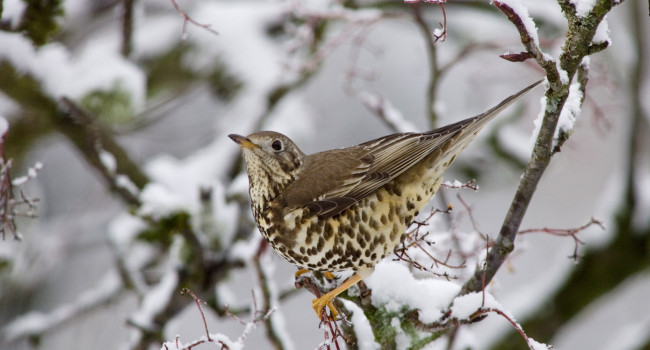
[296,269,335,279]
[312,273,363,318]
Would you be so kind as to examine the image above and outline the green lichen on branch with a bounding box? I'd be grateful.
[19,0,64,46]
[81,83,136,126]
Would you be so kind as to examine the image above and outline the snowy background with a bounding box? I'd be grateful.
[1,0,648,349]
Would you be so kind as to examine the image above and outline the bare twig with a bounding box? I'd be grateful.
[0,158,41,240]
[181,288,211,341]
[170,0,219,40]
[442,179,479,191]
[473,308,551,350]
[456,194,488,241]
[519,217,603,261]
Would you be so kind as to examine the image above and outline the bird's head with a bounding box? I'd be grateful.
[229,131,306,201]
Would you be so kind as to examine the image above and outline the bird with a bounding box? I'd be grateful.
[229,79,543,319]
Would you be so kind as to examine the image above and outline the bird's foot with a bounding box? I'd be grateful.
[312,295,339,319]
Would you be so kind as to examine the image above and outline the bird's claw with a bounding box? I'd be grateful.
[312,296,338,319]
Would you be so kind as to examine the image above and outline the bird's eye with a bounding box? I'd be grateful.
[271,140,283,151]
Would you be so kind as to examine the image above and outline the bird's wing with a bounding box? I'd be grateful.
[281,80,544,218]
[280,122,467,218]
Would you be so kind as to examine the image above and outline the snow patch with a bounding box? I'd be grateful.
[365,261,459,323]
[593,15,611,45]
[569,0,597,17]
[339,300,380,350]
[450,292,503,320]
[494,0,540,46]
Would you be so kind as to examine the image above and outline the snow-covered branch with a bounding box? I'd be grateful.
[461,0,626,297]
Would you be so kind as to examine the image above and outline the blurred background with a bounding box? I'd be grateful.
[1,0,648,349]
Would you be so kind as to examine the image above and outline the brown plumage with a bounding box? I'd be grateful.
[229,79,543,318]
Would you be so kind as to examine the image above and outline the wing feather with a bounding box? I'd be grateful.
[279,80,543,218]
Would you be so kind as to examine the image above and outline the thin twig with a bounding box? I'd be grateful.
[170,0,219,40]
[182,288,211,341]
[519,217,603,261]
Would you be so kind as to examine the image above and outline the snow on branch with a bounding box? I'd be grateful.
[492,0,561,84]
[161,288,275,350]
[461,0,626,298]
[0,120,40,240]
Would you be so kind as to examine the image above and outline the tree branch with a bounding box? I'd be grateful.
[461,0,626,296]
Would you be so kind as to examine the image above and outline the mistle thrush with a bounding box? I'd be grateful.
[229,80,543,318]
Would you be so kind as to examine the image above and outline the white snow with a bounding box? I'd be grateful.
[556,80,583,140]
[494,0,540,46]
[529,75,581,152]
[339,300,381,350]
[569,0,597,17]
[107,213,148,249]
[138,183,192,218]
[557,65,569,85]
[0,32,146,109]
[450,292,503,320]
[161,333,243,350]
[116,174,140,197]
[11,162,43,186]
[365,261,459,323]
[593,15,611,44]
[99,150,117,175]
[0,0,25,28]
[528,339,552,350]
[391,317,411,350]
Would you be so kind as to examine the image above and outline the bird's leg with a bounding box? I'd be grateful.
[312,273,363,318]
[295,269,335,279]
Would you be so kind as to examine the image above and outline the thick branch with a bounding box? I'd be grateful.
[121,0,135,57]
[461,0,625,296]
[0,61,148,206]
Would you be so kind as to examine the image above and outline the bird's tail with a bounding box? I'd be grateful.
[435,79,545,159]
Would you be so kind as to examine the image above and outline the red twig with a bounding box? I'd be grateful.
[433,2,447,43]
[181,288,211,341]
[456,194,488,241]
[519,217,603,261]
[170,0,218,40]
[442,179,479,191]
[471,308,552,350]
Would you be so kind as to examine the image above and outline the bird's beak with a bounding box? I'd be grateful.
[228,134,257,150]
